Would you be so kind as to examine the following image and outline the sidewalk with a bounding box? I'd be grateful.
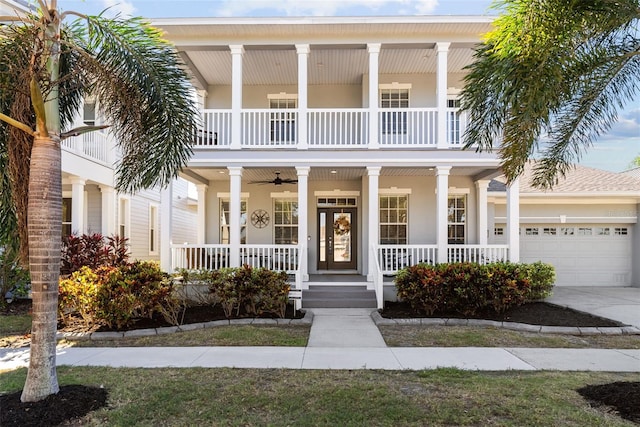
[2,306,639,372]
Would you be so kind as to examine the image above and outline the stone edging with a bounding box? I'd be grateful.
[57,310,314,342]
[370,311,640,336]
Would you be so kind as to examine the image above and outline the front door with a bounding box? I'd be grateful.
[318,208,357,270]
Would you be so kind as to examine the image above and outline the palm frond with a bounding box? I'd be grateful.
[68,15,197,193]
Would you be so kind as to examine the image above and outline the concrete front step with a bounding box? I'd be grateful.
[302,285,377,308]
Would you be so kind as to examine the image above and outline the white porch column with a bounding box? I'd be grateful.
[367,43,381,149]
[506,177,520,262]
[196,184,208,245]
[70,177,85,235]
[475,179,490,245]
[436,166,451,263]
[296,44,309,150]
[296,166,310,282]
[99,185,116,236]
[436,42,450,150]
[230,45,244,150]
[160,182,173,272]
[367,166,381,280]
[228,166,243,267]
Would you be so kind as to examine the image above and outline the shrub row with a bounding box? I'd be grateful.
[61,233,129,276]
[180,265,291,318]
[395,261,555,316]
[58,261,179,330]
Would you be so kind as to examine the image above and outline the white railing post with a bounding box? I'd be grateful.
[230,45,244,150]
[368,43,380,149]
[436,166,450,263]
[436,42,450,150]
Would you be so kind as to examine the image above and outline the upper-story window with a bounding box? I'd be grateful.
[269,94,297,143]
[447,96,462,144]
[83,99,96,126]
[380,84,410,135]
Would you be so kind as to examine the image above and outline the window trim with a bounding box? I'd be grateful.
[379,193,409,245]
[447,194,466,244]
[219,198,248,245]
[118,196,130,240]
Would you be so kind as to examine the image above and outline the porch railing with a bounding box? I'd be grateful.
[195,108,470,149]
[308,109,368,147]
[171,244,231,271]
[171,243,302,293]
[377,244,438,274]
[378,108,438,146]
[61,131,112,165]
[447,245,509,264]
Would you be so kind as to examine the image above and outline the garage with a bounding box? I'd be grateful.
[519,224,633,287]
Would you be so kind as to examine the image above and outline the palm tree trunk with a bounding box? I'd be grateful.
[21,135,61,402]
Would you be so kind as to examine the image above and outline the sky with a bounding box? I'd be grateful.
[55,0,639,172]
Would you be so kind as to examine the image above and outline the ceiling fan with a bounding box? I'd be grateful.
[250,171,298,186]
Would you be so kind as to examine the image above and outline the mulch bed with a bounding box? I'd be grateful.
[578,382,640,424]
[381,301,624,327]
[0,385,108,427]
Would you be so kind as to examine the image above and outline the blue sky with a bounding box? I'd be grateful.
[57,0,640,172]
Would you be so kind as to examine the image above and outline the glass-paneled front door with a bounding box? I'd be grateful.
[317,208,357,270]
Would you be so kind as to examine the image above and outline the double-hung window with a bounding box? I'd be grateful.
[447,195,466,244]
[269,95,297,143]
[274,199,298,244]
[447,97,462,144]
[62,198,72,238]
[379,195,408,244]
[380,86,409,135]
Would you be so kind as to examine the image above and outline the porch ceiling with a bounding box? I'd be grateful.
[188,166,499,183]
[183,46,476,87]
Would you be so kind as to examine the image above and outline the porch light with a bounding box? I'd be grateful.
[330,170,337,174]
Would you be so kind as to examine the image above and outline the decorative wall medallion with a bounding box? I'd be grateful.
[251,209,270,228]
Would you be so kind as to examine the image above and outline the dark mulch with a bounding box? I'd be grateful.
[578,382,640,424]
[381,301,624,327]
[1,299,31,316]
[0,385,108,427]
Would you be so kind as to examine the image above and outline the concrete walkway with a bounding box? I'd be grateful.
[2,287,639,373]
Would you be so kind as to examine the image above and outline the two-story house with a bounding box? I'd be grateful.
[153,16,639,308]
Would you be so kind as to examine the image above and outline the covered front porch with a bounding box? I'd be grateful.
[165,163,521,308]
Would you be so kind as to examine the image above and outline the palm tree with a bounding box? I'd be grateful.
[461,0,639,188]
[0,1,196,402]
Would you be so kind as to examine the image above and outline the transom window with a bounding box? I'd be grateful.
[379,195,408,244]
[220,200,247,244]
[447,195,466,244]
[274,199,298,245]
[317,197,357,207]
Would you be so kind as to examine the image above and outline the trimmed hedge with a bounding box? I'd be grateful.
[395,261,555,316]
[59,261,179,330]
[180,265,291,318]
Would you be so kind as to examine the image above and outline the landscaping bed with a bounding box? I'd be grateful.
[381,301,624,327]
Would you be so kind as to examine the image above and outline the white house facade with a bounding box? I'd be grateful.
[151,16,640,307]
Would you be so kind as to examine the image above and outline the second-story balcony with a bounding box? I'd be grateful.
[195,107,468,149]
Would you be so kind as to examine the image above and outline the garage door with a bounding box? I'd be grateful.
[520,224,632,287]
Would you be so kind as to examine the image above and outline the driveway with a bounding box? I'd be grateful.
[546,287,640,328]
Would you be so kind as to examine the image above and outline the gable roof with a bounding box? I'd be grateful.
[622,167,640,181]
[489,162,640,195]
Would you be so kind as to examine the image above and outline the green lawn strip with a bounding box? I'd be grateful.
[68,325,310,347]
[0,314,31,337]
[2,368,635,426]
[379,325,640,349]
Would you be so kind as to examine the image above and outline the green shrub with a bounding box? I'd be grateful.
[203,265,290,318]
[58,266,99,326]
[395,261,554,316]
[523,261,556,301]
[58,261,179,330]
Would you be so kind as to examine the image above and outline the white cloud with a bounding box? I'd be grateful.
[101,0,136,17]
[601,108,640,140]
[214,0,439,17]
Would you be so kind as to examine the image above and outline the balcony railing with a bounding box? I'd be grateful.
[196,108,468,149]
[61,131,113,164]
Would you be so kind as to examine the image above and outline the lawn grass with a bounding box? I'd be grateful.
[380,325,640,349]
[0,314,31,336]
[1,367,636,426]
[68,325,310,347]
